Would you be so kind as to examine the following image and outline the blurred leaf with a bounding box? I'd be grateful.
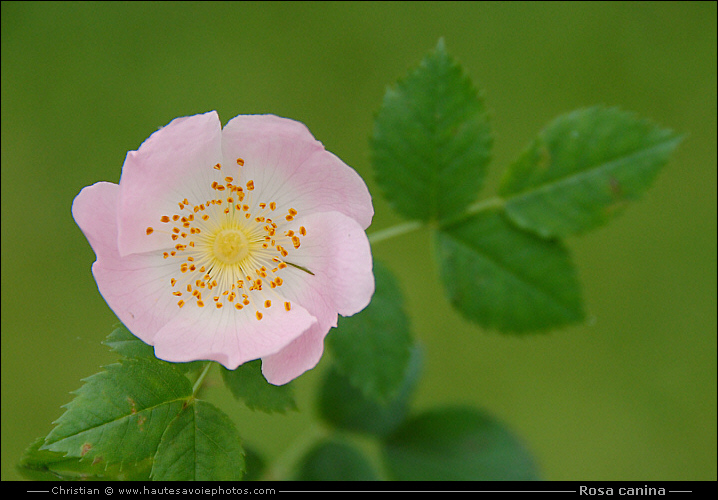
[383,406,540,481]
[318,344,422,437]
[294,439,381,481]
[152,400,245,481]
[436,207,584,332]
[42,358,191,465]
[371,38,491,223]
[241,445,267,481]
[500,106,682,238]
[327,260,412,401]
[221,360,297,413]
[18,437,151,481]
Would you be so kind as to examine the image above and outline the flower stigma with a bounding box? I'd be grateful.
[146,158,307,318]
[213,229,250,264]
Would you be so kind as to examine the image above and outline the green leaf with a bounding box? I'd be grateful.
[500,106,682,237]
[241,445,267,481]
[383,406,540,481]
[42,358,192,466]
[318,344,422,437]
[18,437,152,481]
[221,360,297,413]
[104,323,204,374]
[294,439,381,481]
[151,400,245,481]
[436,207,584,332]
[104,323,155,359]
[327,260,412,401]
[371,38,491,223]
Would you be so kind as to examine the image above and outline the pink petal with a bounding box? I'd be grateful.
[152,300,317,369]
[73,182,177,341]
[278,210,375,319]
[261,210,375,385]
[221,114,374,229]
[261,322,328,385]
[117,111,223,257]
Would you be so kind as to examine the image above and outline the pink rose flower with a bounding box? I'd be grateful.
[72,111,374,385]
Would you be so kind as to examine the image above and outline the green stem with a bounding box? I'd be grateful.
[465,196,505,215]
[368,220,424,245]
[192,362,213,397]
[437,196,505,228]
[366,197,506,245]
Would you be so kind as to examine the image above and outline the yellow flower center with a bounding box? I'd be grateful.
[213,229,250,264]
[144,158,308,319]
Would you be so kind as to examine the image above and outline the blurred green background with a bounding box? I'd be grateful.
[2,1,715,481]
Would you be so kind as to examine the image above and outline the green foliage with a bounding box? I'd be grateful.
[42,358,192,465]
[318,345,422,437]
[372,43,678,335]
[221,360,297,413]
[436,207,584,332]
[25,328,247,481]
[499,106,682,238]
[241,446,267,481]
[18,438,152,481]
[151,400,245,480]
[104,323,156,359]
[371,38,491,223]
[294,439,381,481]
[383,407,540,481]
[327,260,413,401]
[104,324,204,374]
